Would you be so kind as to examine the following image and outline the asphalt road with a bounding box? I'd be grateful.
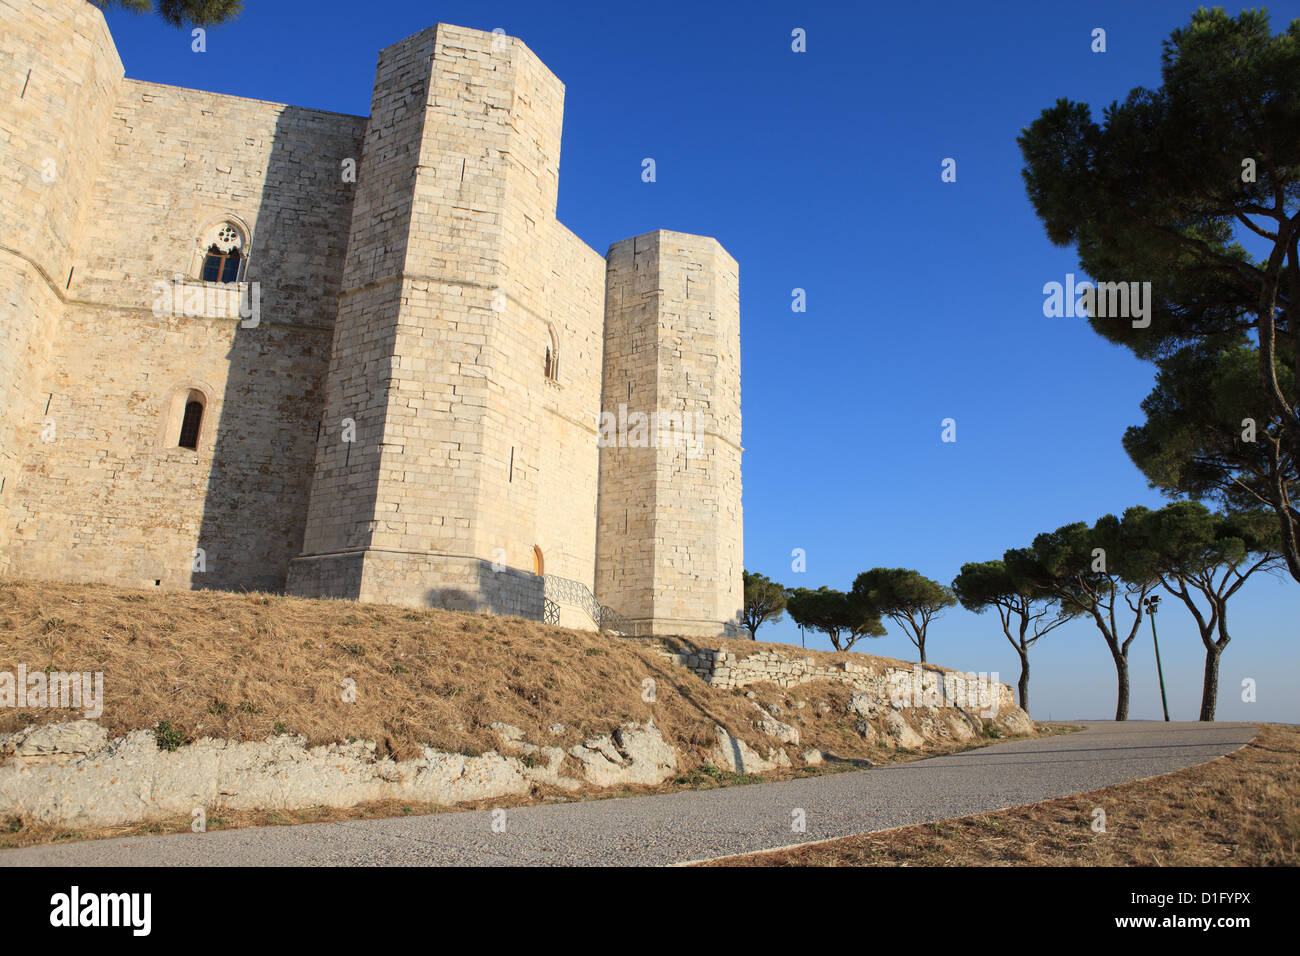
[0,721,1257,866]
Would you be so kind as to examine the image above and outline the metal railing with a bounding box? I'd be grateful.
[543,573,627,634]
[541,574,741,638]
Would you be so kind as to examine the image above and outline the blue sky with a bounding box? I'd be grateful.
[100,0,1300,721]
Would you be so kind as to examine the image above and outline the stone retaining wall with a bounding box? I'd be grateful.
[664,646,1018,715]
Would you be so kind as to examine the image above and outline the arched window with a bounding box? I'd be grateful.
[533,545,545,577]
[194,219,248,284]
[178,400,204,449]
[163,385,210,453]
[543,325,559,382]
[201,243,242,283]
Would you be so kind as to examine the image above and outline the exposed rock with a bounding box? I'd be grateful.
[1,720,108,764]
[547,723,565,735]
[0,720,680,827]
[413,751,531,805]
[946,710,980,741]
[751,701,800,745]
[566,721,677,787]
[853,720,878,744]
[882,710,925,749]
[846,693,879,719]
[991,707,1035,737]
[489,723,525,745]
[709,726,791,773]
[519,746,581,791]
[916,712,945,741]
[578,734,624,765]
[800,748,824,765]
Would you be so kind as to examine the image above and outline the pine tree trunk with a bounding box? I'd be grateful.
[1200,647,1222,721]
[1113,652,1130,721]
[1017,650,1030,715]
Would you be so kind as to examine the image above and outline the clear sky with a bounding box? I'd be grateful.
[98,0,1300,721]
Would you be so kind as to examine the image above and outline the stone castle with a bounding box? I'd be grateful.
[0,0,744,637]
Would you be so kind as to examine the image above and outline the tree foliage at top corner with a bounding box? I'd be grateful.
[1018,6,1300,361]
[1017,7,1300,584]
[90,0,243,28]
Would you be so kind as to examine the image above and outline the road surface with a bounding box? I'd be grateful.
[0,720,1257,866]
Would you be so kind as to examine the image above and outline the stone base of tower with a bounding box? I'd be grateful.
[616,617,747,639]
[287,549,544,619]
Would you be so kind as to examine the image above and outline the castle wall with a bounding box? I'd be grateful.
[1,19,364,590]
[0,0,123,574]
[597,231,744,637]
[2,7,743,631]
[289,25,606,616]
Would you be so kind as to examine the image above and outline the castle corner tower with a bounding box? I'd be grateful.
[287,24,607,619]
[596,231,744,637]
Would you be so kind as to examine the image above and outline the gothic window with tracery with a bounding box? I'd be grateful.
[197,219,247,283]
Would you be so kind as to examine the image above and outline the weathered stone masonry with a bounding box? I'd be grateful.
[0,1,744,637]
[664,645,1019,714]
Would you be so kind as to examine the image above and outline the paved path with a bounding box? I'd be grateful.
[0,721,1257,866]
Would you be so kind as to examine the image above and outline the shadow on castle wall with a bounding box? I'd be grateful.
[193,108,363,594]
[422,560,545,620]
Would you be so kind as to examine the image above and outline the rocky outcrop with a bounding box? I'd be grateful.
[0,718,680,827]
[750,701,800,745]
[0,720,108,764]
[566,722,678,787]
[709,725,791,773]
[881,709,926,749]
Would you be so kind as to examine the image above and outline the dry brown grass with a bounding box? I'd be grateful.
[0,579,1006,766]
[0,579,779,762]
[704,723,1300,867]
[0,579,1037,849]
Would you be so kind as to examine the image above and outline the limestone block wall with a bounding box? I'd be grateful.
[1,28,364,589]
[290,24,606,610]
[596,236,659,623]
[8,312,330,590]
[0,0,123,573]
[290,25,441,576]
[596,231,744,636]
[666,646,1018,714]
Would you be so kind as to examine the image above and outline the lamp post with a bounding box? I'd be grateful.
[1144,594,1170,722]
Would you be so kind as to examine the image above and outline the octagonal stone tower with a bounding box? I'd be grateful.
[287,24,608,619]
[287,27,743,636]
[596,231,744,637]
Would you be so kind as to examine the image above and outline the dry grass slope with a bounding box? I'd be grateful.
[0,580,767,762]
[0,580,1006,770]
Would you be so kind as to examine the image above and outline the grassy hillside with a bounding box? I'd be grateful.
[0,579,1011,768]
